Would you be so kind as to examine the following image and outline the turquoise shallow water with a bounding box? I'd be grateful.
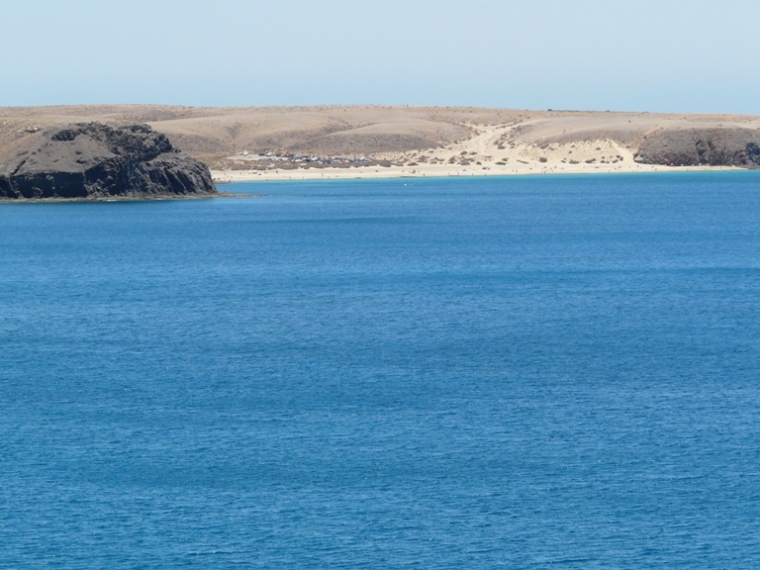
[2,172,760,568]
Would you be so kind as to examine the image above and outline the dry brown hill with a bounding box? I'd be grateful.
[3,105,760,171]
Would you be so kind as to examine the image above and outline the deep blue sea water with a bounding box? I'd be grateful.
[2,172,760,568]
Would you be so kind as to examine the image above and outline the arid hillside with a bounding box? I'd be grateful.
[3,105,760,173]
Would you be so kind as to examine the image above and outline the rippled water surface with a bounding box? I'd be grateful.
[2,173,760,568]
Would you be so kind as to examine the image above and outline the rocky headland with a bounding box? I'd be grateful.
[0,122,216,200]
[634,128,760,167]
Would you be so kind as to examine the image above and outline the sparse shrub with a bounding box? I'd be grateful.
[539,157,547,163]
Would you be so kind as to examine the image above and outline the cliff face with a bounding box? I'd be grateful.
[0,123,216,199]
[634,128,760,168]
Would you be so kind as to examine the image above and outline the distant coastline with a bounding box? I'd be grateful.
[3,105,760,189]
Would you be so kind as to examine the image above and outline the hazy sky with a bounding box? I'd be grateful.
[2,0,758,113]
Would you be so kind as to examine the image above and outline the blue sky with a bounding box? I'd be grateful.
[1,0,758,113]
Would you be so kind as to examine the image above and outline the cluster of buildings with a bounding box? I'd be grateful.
[244,152,372,167]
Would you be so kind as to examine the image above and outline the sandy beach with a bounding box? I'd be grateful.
[211,163,738,183]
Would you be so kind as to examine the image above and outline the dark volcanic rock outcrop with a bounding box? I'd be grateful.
[634,128,760,168]
[0,123,216,199]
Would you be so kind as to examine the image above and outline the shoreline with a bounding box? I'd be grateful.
[2,169,750,204]
[0,192,262,204]
[212,163,744,183]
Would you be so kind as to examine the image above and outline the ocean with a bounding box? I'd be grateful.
[2,172,760,568]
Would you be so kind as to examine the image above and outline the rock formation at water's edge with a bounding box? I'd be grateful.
[0,123,216,199]
[634,128,760,168]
